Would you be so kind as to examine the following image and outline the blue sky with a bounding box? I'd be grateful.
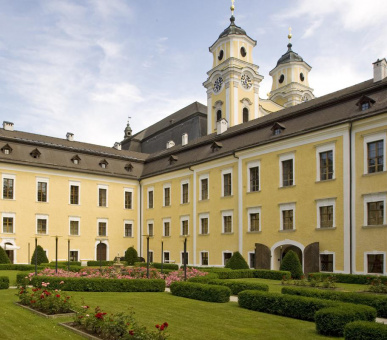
[1,0,386,146]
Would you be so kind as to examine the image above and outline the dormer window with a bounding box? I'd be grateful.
[211,141,223,152]
[1,144,12,155]
[99,159,108,168]
[169,155,178,165]
[356,95,375,111]
[30,148,41,159]
[271,122,286,136]
[71,155,81,165]
[125,163,133,172]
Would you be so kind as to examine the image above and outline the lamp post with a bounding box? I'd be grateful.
[51,236,62,274]
[161,239,164,275]
[146,236,150,279]
[67,238,71,271]
[183,237,187,281]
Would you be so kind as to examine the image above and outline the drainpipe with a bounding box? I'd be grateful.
[138,180,142,258]
[349,122,353,274]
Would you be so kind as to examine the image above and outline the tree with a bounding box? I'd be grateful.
[125,246,138,265]
[31,245,49,265]
[280,250,303,279]
[0,246,11,264]
[225,251,249,270]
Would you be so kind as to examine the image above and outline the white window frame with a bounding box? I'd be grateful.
[221,168,233,197]
[200,251,209,266]
[364,251,386,275]
[247,207,261,232]
[36,214,49,235]
[163,218,171,237]
[147,220,154,237]
[163,183,171,207]
[97,218,108,237]
[320,251,335,272]
[180,215,189,236]
[363,192,387,226]
[2,212,15,234]
[363,132,386,174]
[124,220,134,238]
[97,184,108,207]
[199,213,210,235]
[222,251,233,266]
[124,188,133,210]
[316,143,336,181]
[147,187,154,209]
[221,210,233,233]
[69,181,81,205]
[36,177,49,203]
[279,152,295,187]
[316,198,336,229]
[279,202,296,231]
[247,161,260,192]
[2,174,15,200]
[199,174,209,200]
[69,216,80,236]
[163,251,170,263]
[181,180,189,204]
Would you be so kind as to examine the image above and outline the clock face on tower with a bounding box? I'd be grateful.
[241,74,252,89]
[213,76,223,93]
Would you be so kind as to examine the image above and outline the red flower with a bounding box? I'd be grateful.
[129,330,134,336]
[163,322,168,327]
[31,300,36,304]
[155,324,160,329]
[95,312,107,320]
[56,294,61,298]
[160,325,165,331]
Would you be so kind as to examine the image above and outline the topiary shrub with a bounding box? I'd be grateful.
[0,276,9,289]
[344,321,387,340]
[208,279,269,295]
[125,246,138,265]
[280,250,303,279]
[0,246,10,264]
[170,282,230,303]
[30,245,49,265]
[224,251,249,270]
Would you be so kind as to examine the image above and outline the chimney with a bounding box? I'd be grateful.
[66,132,74,141]
[216,118,228,135]
[113,142,122,150]
[373,58,387,82]
[166,140,175,149]
[182,133,188,146]
[3,121,14,131]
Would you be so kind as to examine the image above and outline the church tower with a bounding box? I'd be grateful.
[203,1,263,134]
[268,29,314,107]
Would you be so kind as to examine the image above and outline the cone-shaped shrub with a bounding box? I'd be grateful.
[0,246,11,264]
[225,251,249,270]
[30,245,49,265]
[125,246,138,265]
[280,250,303,279]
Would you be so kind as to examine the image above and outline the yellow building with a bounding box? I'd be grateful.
[1,8,386,276]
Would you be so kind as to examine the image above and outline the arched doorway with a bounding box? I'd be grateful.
[4,242,14,263]
[271,240,305,271]
[96,243,107,261]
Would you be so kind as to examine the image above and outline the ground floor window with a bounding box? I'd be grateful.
[201,252,209,266]
[249,253,255,269]
[223,252,232,266]
[367,254,384,274]
[163,251,170,263]
[70,251,79,262]
[146,250,153,263]
[320,254,333,272]
[181,252,188,265]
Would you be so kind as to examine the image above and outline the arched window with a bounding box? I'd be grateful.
[243,108,249,123]
[216,110,222,121]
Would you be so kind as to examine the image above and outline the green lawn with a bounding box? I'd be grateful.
[0,288,340,340]
[0,270,25,286]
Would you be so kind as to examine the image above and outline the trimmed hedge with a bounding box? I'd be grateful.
[225,251,249,269]
[170,282,230,303]
[280,250,303,279]
[208,279,268,295]
[213,269,291,280]
[0,264,45,271]
[134,262,179,270]
[309,272,387,285]
[29,276,165,292]
[282,286,387,317]
[253,269,291,280]
[344,321,387,340]
[16,273,30,286]
[0,276,9,289]
[87,261,114,267]
[315,305,376,337]
[48,261,82,266]
[188,272,219,283]
[40,263,83,272]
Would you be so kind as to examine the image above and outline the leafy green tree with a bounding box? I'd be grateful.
[225,251,249,270]
[31,245,49,265]
[0,246,11,264]
[280,250,303,279]
[125,246,138,265]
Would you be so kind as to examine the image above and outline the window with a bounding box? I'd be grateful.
[124,190,132,209]
[201,252,209,266]
[249,252,255,269]
[361,102,370,111]
[69,219,80,236]
[69,251,79,262]
[222,211,233,233]
[70,185,79,205]
[147,251,154,263]
[248,164,260,192]
[222,170,232,196]
[319,151,333,180]
[148,188,154,209]
[280,203,295,231]
[248,209,260,232]
[2,177,14,199]
[37,180,48,202]
[320,206,333,228]
[320,254,334,272]
[200,215,209,235]
[200,177,209,200]
[364,193,386,226]
[216,110,222,121]
[148,222,154,237]
[181,182,189,204]
[181,218,189,236]
[282,160,293,186]
[98,221,107,236]
[367,140,384,173]
[163,252,170,263]
[163,220,170,237]
[223,252,232,266]
[98,186,107,207]
[164,186,171,206]
[367,254,384,274]
[2,215,14,233]
[124,222,133,237]
[181,252,188,265]
[37,217,48,235]
[243,108,249,123]
[274,128,282,135]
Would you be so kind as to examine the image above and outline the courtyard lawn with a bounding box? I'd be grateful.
[0,288,339,340]
[0,270,25,286]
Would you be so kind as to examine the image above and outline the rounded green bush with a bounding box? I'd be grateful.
[30,245,48,265]
[0,246,11,264]
[280,250,303,279]
[225,251,249,270]
[0,276,10,289]
[170,282,230,303]
[125,246,138,265]
[344,321,387,340]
